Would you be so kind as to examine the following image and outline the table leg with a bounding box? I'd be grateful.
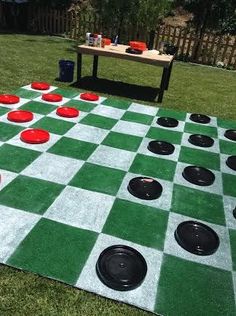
[157,67,169,103]
[165,60,173,91]
[93,55,99,78]
[77,53,82,81]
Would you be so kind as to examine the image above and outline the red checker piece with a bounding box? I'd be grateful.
[7,110,34,123]
[56,107,79,118]
[0,94,20,104]
[42,93,63,102]
[31,82,50,90]
[20,128,50,144]
[80,92,99,102]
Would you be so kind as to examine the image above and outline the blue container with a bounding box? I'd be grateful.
[59,60,75,82]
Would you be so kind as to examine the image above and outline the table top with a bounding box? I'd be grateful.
[77,44,174,67]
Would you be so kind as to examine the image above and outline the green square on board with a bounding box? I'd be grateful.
[52,88,79,98]
[229,229,236,271]
[102,98,131,110]
[146,127,182,144]
[0,175,64,214]
[102,131,142,152]
[0,106,10,116]
[184,122,218,138]
[0,144,40,173]
[19,101,57,115]
[80,113,117,130]
[70,163,125,196]
[129,153,176,181]
[48,137,97,161]
[31,117,75,135]
[222,173,236,197]
[121,111,153,125]
[155,255,235,316]
[103,199,168,250]
[219,140,236,155]
[157,108,186,121]
[179,146,220,170]
[0,122,24,142]
[217,118,236,129]
[13,88,41,99]
[7,218,97,285]
[171,184,225,225]
[64,100,95,112]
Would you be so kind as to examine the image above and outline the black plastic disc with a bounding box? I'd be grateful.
[96,245,147,291]
[157,117,179,128]
[148,140,175,155]
[182,166,215,186]
[224,129,236,141]
[233,208,236,219]
[125,47,143,55]
[128,177,163,200]
[174,221,220,256]
[190,113,211,124]
[226,156,236,171]
[188,134,214,148]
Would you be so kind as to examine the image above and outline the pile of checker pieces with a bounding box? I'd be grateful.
[0,82,235,316]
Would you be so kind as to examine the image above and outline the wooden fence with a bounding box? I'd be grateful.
[0,4,235,69]
[155,25,236,68]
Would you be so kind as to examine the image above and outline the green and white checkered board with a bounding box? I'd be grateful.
[0,84,236,316]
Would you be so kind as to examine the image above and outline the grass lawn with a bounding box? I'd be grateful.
[0,34,235,315]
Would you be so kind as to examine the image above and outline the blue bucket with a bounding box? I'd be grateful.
[59,60,75,82]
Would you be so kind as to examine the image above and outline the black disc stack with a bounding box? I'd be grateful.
[148,140,175,155]
[226,156,236,171]
[182,166,215,186]
[128,177,163,200]
[96,245,147,291]
[157,117,179,128]
[224,130,236,142]
[188,134,214,148]
[190,113,211,124]
[174,221,220,255]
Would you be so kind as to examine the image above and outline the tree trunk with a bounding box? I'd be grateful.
[192,2,213,61]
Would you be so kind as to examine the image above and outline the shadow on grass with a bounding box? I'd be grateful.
[71,76,159,102]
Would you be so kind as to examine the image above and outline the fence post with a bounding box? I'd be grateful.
[148,30,156,49]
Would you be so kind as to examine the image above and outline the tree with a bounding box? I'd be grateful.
[91,0,172,41]
[176,0,236,35]
[174,0,236,60]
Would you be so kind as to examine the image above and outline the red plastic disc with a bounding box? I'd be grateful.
[80,92,99,102]
[0,94,20,104]
[42,93,63,102]
[7,110,33,123]
[56,107,79,118]
[31,82,50,90]
[20,129,50,144]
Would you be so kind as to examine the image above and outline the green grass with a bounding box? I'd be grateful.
[0,34,235,315]
[0,34,236,120]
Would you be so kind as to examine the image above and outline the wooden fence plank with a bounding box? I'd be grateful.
[213,34,223,64]
[202,32,211,64]
[180,28,188,57]
[185,31,193,59]
[207,33,217,64]
[172,26,177,46]
[228,38,236,66]
[176,27,183,56]
[221,36,231,64]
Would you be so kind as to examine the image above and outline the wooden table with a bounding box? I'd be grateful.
[77,44,175,102]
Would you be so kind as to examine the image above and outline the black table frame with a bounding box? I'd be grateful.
[77,52,174,103]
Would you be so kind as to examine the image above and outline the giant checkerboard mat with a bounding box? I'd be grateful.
[0,84,236,316]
